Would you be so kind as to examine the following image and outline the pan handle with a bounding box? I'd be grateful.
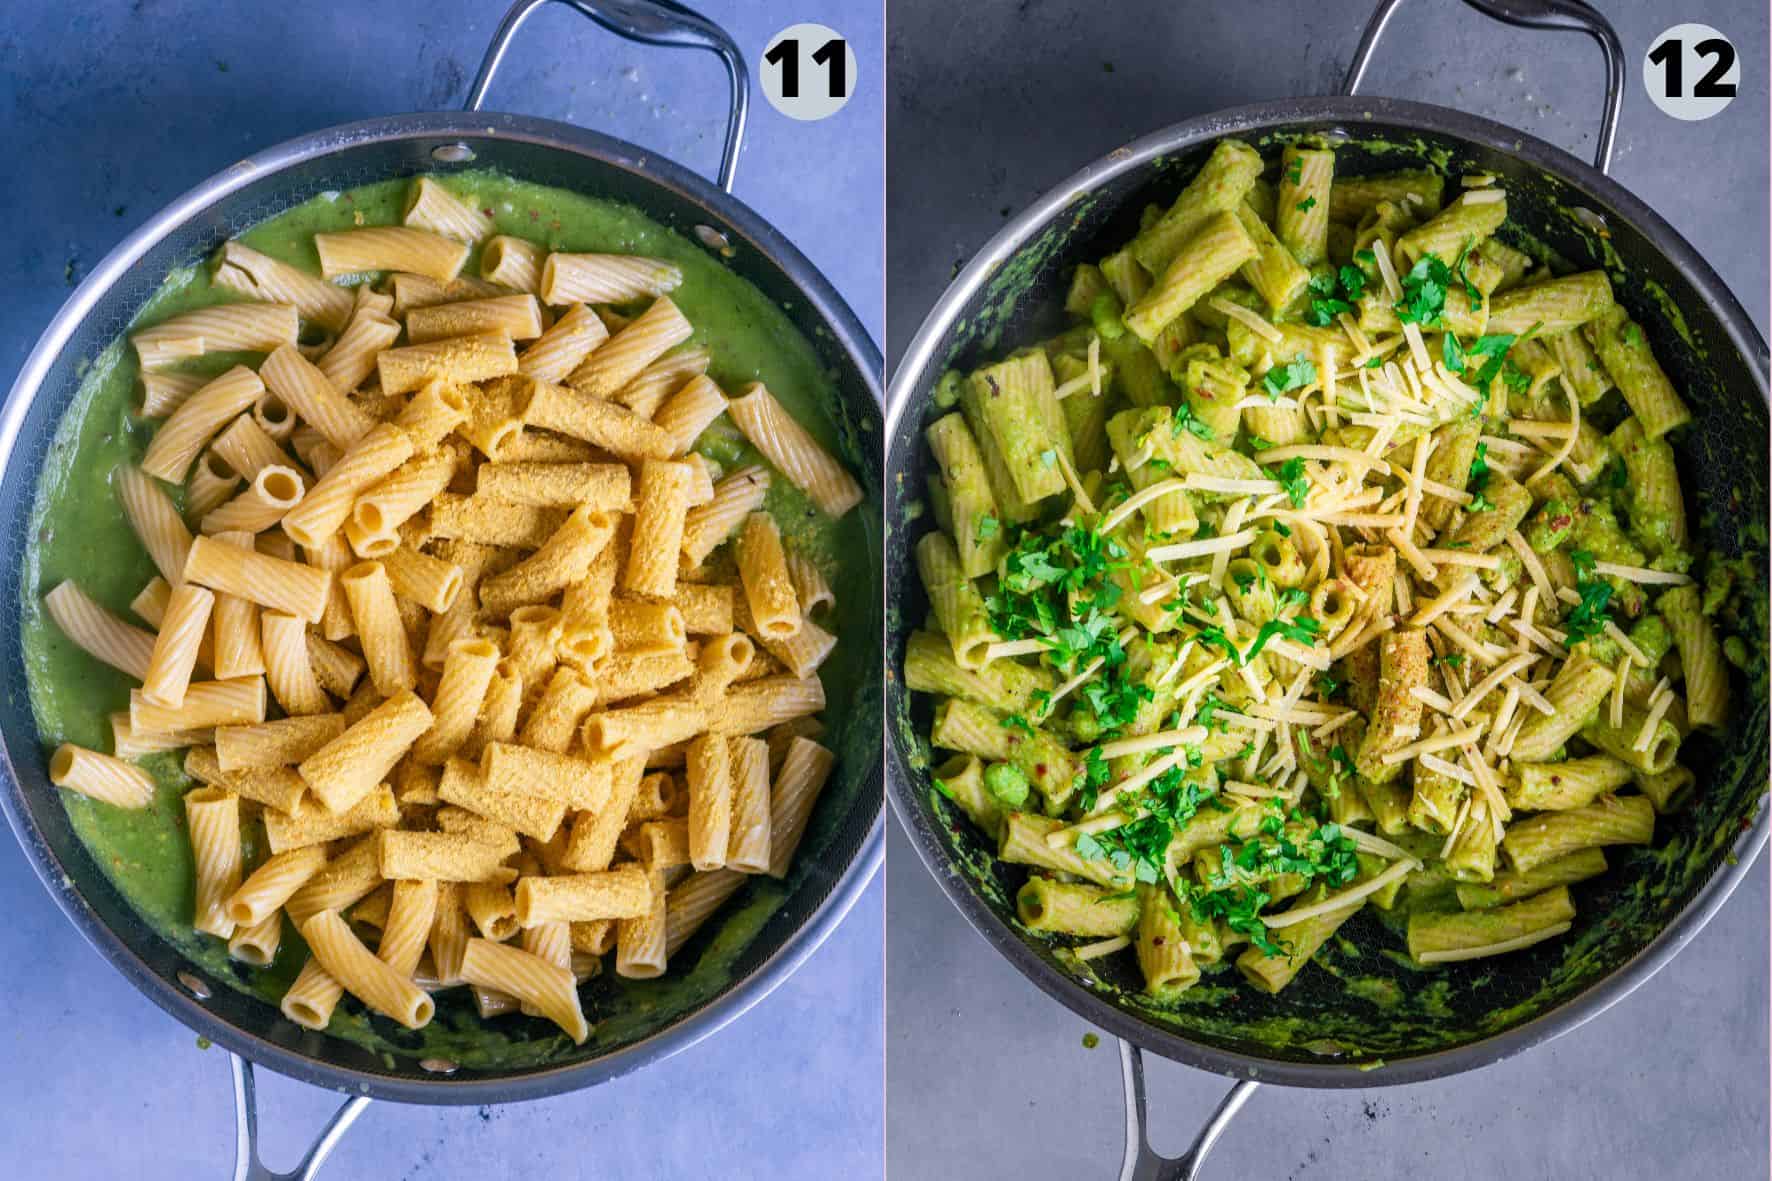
[1116,1040,1259,1181]
[228,1052,372,1181]
[464,0,749,193]
[1342,0,1623,174]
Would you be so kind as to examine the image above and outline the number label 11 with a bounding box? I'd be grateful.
[761,23,857,121]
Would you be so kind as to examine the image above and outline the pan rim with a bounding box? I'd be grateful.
[1,109,884,1105]
[885,92,1769,1089]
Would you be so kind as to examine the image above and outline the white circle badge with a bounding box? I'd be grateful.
[760,23,857,122]
[1644,24,1739,121]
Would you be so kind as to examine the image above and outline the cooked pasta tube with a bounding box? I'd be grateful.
[214,714,346,770]
[301,909,435,1029]
[281,422,415,548]
[766,737,835,878]
[623,460,696,598]
[541,252,682,305]
[48,744,155,809]
[185,786,243,937]
[403,176,491,244]
[140,365,267,483]
[376,332,519,396]
[474,460,630,509]
[514,866,653,926]
[518,302,607,383]
[481,234,546,291]
[297,689,433,813]
[201,464,305,535]
[340,562,415,694]
[458,937,588,1043]
[132,303,298,369]
[43,581,157,681]
[727,384,862,517]
[407,294,545,344]
[314,226,468,281]
[183,534,331,624]
[259,343,375,451]
[225,845,328,927]
[523,376,676,460]
[263,787,400,854]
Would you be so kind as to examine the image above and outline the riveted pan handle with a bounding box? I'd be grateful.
[228,1052,372,1181]
[465,0,749,192]
[1342,0,1623,174]
[1117,1040,1260,1181]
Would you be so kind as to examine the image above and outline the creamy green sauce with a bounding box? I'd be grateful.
[20,171,867,1064]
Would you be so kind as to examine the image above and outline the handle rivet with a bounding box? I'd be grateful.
[177,971,212,1000]
[432,143,476,164]
[693,225,733,255]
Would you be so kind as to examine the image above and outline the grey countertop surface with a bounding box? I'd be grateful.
[885,1,1769,1177]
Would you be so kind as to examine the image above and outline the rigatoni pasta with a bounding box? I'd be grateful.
[31,170,859,1048]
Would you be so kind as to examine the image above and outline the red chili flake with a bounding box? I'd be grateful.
[1194,386,1214,401]
[528,209,539,221]
[482,207,494,218]
[1034,763,1048,779]
[1153,937,1166,947]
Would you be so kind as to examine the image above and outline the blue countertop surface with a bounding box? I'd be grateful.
[0,2,882,1177]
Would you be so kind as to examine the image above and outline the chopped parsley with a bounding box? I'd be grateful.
[984,523,1149,736]
[1442,331,1466,374]
[1179,810,1361,956]
[1262,354,1317,399]
[1278,456,1311,508]
[1075,764,1214,884]
[1452,239,1483,305]
[1171,401,1215,441]
[1394,255,1451,328]
[1564,548,1614,643]
[1466,442,1494,513]
[1304,267,1367,327]
[1295,196,1318,213]
[1243,613,1321,663]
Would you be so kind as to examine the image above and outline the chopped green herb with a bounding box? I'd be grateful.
[1295,196,1318,213]
[1278,457,1311,508]
[1171,401,1215,441]
[1466,442,1494,513]
[1395,256,1451,328]
[976,514,999,542]
[1442,332,1466,374]
[1262,354,1316,400]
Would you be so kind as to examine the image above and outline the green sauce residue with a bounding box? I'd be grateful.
[891,126,1769,1070]
[21,171,876,1070]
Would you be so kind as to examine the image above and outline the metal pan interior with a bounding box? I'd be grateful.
[886,96,1768,1087]
[0,112,883,1104]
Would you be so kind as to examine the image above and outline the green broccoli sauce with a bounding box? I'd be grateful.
[898,128,1767,1066]
[21,170,865,1066]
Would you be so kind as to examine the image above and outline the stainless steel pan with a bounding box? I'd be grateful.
[0,2,883,1176]
[885,2,1767,1176]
